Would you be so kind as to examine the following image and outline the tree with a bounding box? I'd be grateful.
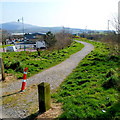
[100,13,120,55]
[55,29,72,50]
[109,15,120,54]
[44,31,56,48]
[1,30,10,45]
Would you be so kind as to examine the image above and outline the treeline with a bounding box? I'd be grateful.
[100,33,119,55]
[77,31,119,55]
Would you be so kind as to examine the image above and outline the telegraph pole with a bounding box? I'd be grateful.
[118,1,120,34]
[18,17,24,36]
[18,17,25,51]
[108,20,110,31]
[22,17,24,36]
[118,1,120,53]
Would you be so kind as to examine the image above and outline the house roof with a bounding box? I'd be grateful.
[32,32,46,36]
[11,33,24,36]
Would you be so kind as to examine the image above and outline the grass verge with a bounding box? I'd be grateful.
[52,39,120,120]
[0,44,13,48]
[2,41,84,80]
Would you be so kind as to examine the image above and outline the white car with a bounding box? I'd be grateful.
[6,46,17,52]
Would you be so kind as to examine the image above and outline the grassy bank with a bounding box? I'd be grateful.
[0,44,13,48]
[2,41,84,79]
[53,39,120,119]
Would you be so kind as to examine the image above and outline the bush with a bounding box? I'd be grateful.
[102,76,118,89]
[10,61,21,70]
[44,31,56,48]
[102,69,119,89]
[55,31,72,50]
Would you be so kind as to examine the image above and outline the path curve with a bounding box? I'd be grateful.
[1,41,94,118]
[2,41,94,94]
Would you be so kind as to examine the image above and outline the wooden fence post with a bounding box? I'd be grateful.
[0,58,5,80]
[38,82,51,113]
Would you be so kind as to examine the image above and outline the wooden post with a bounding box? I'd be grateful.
[38,82,51,113]
[0,58,5,80]
[37,48,40,56]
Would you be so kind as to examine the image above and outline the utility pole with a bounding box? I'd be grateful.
[108,20,110,31]
[18,17,24,36]
[22,17,24,36]
[118,1,120,52]
[85,26,87,34]
[118,1,120,34]
[18,17,25,51]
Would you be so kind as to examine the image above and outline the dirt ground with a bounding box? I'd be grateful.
[1,75,63,119]
[35,101,63,120]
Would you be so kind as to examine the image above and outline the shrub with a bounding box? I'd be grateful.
[10,61,21,70]
[102,69,119,89]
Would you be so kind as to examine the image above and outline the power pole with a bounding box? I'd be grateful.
[118,1,120,54]
[18,17,24,36]
[108,20,110,31]
[118,1,120,34]
[18,17,25,51]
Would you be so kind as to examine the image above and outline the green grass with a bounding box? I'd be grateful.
[2,41,84,79]
[52,39,120,120]
[0,44,13,48]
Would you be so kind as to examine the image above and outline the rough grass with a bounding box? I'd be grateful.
[2,41,84,80]
[52,39,120,120]
[0,44,13,48]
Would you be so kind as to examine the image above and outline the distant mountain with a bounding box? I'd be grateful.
[0,22,107,34]
[1,22,41,31]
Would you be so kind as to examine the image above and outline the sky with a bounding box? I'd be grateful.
[0,0,120,30]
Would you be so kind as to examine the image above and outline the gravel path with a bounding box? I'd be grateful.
[1,41,94,119]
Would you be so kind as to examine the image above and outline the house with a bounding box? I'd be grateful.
[35,41,46,49]
[24,32,46,40]
[24,32,46,44]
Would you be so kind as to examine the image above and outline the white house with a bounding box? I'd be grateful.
[35,41,46,49]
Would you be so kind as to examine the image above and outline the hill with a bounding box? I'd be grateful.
[0,22,106,34]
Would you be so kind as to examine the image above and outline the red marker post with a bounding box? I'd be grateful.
[21,68,28,92]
